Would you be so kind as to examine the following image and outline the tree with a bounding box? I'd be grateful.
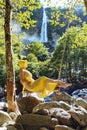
[4,0,19,113]
[0,0,41,113]
[51,24,87,82]
[26,41,49,61]
[0,0,87,112]
[25,41,51,78]
[12,0,41,29]
[84,0,87,10]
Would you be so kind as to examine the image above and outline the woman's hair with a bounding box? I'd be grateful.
[19,60,28,69]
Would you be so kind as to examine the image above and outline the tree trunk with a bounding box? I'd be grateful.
[84,0,87,10]
[4,0,19,113]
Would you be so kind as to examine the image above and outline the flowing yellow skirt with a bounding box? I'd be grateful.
[23,76,58,98]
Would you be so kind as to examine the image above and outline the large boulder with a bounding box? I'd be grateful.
[33,108,49,115]
[69,106,87,126]
[17,95,42,113]
[16,113,58,130]
[49,108,73,126]
[32,101,61,113]
[75,98,87,110]
[52,92,72,104]
[58,101,71,110]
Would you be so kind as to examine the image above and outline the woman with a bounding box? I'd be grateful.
[19,60,72,98]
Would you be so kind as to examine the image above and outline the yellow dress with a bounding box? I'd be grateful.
[19,60,71,98]
[20,69,58,98]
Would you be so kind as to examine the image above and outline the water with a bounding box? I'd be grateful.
[11,20,21,34]
[40,8,48,42]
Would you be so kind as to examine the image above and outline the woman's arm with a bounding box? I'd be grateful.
[20,69,27,85]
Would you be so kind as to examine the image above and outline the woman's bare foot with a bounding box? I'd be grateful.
[58,80,72,88]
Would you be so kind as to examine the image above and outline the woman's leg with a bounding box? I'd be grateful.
[57,80,72,88]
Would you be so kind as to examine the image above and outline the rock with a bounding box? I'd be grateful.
[24,126,40,130]
[16,113,58,129]
[69,106,87,126]
[17,95,42,113]
[75,98,87,110]
[58,101,71,110]
[33,101,61,113]
[49,108,73,126]
[7,125,17,130]
[55,125,75,130]
[14,123,24,130]
[0,110,12,126]
[40,127,50,130]
[9,112,18,121]
[52,92,72,104]
[82,126,87,130]
[71,88,87,102]
[33,108,49,115]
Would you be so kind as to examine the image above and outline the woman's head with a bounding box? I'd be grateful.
[19,60,28,69]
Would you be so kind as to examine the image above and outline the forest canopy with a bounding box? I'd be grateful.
[0,0,87,88]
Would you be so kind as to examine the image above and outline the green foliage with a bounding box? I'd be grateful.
[0,67,6,87]
[27,53,38,62]
[0,0,87,86]
[51,23,87,81]
[23,41,53,78]
[0,18,6,86]
[27,59,52,78]
[50,8,65,27]
[0,0,42,87]
[0,17,6,87]
[26,41,49,61]
[12,0,41,29]
[50,1,82,29]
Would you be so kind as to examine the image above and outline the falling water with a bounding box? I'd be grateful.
[41,8,48,42]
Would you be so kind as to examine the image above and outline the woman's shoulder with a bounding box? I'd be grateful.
[23,69,32,77]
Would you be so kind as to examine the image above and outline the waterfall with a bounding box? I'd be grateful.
[41,8,48,42]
